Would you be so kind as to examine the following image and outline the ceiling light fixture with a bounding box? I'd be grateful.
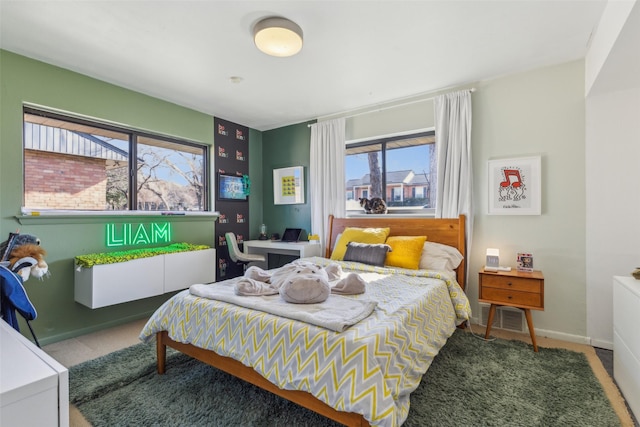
[253,17,303,57]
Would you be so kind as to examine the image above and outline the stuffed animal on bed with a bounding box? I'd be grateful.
[237,260,366,303]
[276,262,331,304]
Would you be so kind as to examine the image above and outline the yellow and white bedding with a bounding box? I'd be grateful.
[139,256,471,427]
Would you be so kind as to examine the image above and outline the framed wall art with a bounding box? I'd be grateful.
[273,166,305,205]
[488,156,541,215]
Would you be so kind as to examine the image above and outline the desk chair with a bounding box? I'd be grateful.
[225,232,266,271]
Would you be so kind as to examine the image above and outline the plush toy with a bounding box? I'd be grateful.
[0,232,49,282]
[235,260,366,303]
[275,262,331,304]
[0,232,40,258]
[9,244,49,281]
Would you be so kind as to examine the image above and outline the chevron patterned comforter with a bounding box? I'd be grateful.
[140,256,471,427]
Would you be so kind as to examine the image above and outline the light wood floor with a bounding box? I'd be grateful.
[43,320,637,427]
[43,319,148,427]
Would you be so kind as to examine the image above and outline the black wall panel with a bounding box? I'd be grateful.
[214,117,249,280]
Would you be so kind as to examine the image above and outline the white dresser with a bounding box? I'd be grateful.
[0,320,69,427]
[613,275,640,420]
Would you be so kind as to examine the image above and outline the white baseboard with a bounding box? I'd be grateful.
[470,315,600,347]
[590,338,614,350]
[534,328,592,346]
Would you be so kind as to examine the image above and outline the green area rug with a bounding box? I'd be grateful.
[69,330,620,426]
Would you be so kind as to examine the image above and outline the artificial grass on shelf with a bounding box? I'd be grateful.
[75,242,210,268]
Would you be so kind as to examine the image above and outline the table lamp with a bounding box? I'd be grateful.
[485,248,511,272]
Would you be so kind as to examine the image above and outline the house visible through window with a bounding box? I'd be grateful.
[23,108,208,211]
[345,130,436,214]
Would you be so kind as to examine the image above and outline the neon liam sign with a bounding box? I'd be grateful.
[106,222,171,247]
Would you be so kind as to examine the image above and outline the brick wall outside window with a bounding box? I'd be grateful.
[24,149,107,209]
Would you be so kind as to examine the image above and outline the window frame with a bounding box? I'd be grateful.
[345,129,436,216]
[22,106,210,214]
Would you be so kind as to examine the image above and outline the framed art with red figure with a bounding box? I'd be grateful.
[488,156,541,215]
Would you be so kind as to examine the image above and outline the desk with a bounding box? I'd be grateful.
[243,240,322,269]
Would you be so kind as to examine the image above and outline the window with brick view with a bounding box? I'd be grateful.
[23,108,208,212]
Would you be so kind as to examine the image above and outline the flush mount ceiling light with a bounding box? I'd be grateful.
[253,17,303,57]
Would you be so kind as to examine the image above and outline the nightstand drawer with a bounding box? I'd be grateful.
[480,274,542,293]
[480,287,542,308]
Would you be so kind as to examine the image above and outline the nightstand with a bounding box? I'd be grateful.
[479,269,544,352]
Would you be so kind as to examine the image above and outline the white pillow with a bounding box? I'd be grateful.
[419,241,464,272]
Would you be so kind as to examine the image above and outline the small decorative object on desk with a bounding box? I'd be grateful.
[632,267,640,280]
[258,224,268,240]
[308,234,320,244]
[517,252,534,272]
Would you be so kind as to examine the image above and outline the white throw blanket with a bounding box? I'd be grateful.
[190,279,377,332]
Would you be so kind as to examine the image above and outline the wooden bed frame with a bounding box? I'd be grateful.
[325,214,467,290]
[156,215,467,427]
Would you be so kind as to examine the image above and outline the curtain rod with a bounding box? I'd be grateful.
[308,88,475,127]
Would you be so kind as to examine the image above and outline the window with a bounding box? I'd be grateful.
[345,130,436,214]
[23,108,208,212]
[391,187,401,201]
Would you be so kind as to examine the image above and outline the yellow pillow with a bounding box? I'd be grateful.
[385,236,427,269]
[330,227,390,260]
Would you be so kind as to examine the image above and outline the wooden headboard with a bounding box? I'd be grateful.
[325,214,467,290]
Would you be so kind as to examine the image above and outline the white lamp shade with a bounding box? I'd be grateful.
[253,17,303,57]
[486,248,500,268]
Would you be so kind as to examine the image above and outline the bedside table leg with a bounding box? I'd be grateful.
[523,309,538,352]
[485,304,497,339]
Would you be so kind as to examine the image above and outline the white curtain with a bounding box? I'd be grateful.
[310,118,346,252]
[434,90,473,248]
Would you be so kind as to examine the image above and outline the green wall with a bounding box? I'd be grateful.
[261,121,315,238]
[0,50,226,344]
[1,49,591,344]
[248,127,264,240]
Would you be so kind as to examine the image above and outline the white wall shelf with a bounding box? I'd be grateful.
[74,248,215,308]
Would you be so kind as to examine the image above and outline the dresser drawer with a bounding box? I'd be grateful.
[480,287,542,308]
[480,274,542,293]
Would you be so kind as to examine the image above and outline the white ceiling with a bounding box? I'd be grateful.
[0,1,608,131]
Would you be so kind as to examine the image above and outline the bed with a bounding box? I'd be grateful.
[140,215,470,427]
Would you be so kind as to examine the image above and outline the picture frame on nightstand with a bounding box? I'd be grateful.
[517,253,534,272]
